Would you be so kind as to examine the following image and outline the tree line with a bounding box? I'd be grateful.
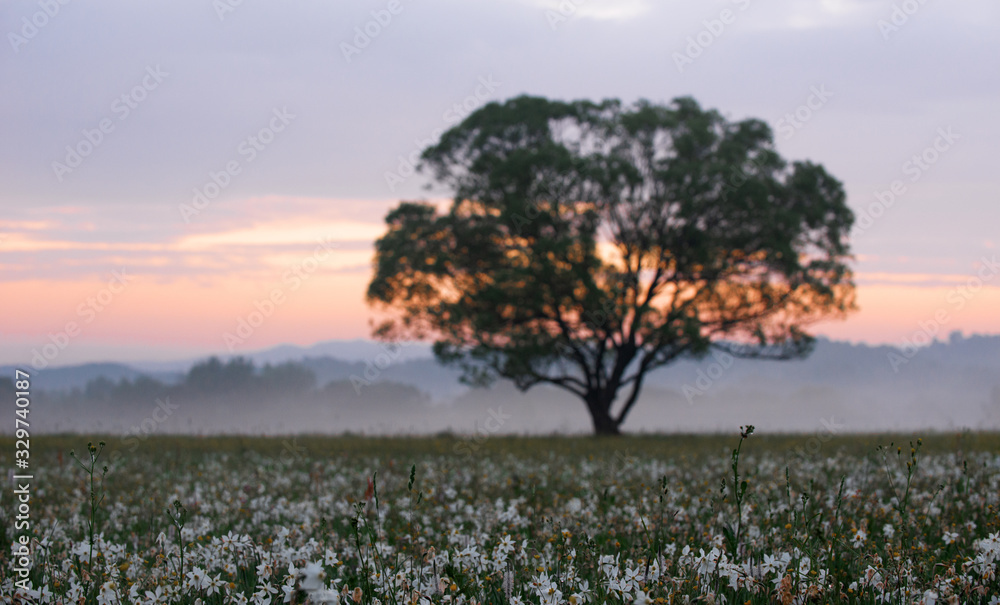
[26,357,318,405]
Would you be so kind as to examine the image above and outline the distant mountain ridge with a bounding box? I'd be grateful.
[3,334,997,434]
[0,362,184,391]
[4,333,997,394]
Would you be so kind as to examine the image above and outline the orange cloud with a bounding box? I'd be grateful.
[175,220,385,249]
[814,282,1000,344]
[3,196,998,358]
[4,271,373,353]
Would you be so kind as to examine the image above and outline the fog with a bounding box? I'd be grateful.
[4,335,998,438]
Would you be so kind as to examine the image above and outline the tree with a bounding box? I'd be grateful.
[184,356,256,396]
[366,95,856,435]
[258,361,317,394]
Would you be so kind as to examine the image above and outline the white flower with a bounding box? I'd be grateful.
[309,589,341,604]
[598,554,620,578]
[250,589,272,605]
[97,581,119,605]
[693,548,721,576]
[144,586,167,604]
[276,527,291,543]
[621,567,641,591]
[568,580,591,605]
[760,552,788,577]
[27,584,54,605]
[300,562,327,593]
[943,531,959,545]
[882,524,895,539]
[205,575,226,596]
[851,529,867,548]
[258,559,275,578]
[497,535,516,555]
[861,565,883,590]
[252,582,278,605]
[530,571,552,593]
[187,566,208,591]
[324,549,340,567]
[540,584,562,605]
[65,584,85,602]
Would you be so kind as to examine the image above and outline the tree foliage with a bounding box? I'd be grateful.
[367,95,856,434]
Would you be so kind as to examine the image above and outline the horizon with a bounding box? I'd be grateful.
[5,331,999,373]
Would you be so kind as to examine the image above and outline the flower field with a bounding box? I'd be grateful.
[1,431,999,604]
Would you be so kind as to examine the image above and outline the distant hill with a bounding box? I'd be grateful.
[0,362,183,391]
[246,338,434,364]
[125,338,435,374]
[3,334,998,434]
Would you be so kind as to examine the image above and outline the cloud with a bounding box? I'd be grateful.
[742,0,883,31]
[516,0,653,21]
[854,271,999,287]
[1,235,166,253]
[175,220,384,249]
[0,197,387,282]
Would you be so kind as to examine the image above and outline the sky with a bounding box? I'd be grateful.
[1,0,999,368]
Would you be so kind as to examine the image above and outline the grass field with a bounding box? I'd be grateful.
[1,431,998,604]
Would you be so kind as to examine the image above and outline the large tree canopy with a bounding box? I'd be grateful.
[366,95,856,434]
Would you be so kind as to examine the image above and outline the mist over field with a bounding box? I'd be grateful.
[4,335,998,436]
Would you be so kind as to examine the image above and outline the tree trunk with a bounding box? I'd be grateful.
[586,392,621,435]
[591,413,621,435]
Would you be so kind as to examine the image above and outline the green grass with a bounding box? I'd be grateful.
[6,428,999,459]
[1,431,998,604]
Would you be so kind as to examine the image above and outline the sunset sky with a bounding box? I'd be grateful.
[2,0,998,367]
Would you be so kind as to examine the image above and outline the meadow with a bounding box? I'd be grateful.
[1,431,998,604]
